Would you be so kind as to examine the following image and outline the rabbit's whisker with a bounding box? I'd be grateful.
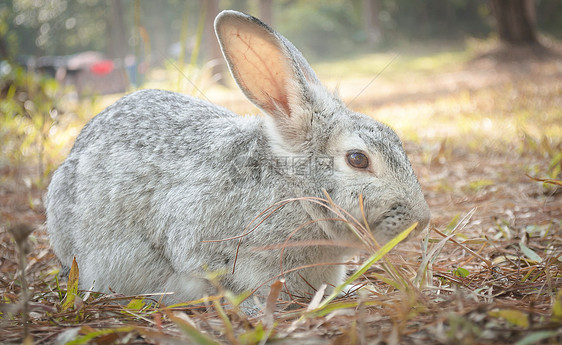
[346,53,400,108]
[166,58,212,102]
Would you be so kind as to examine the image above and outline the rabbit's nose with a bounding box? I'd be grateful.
[388,200,430,238]
[413,201,431,235]
[415,214,430,234]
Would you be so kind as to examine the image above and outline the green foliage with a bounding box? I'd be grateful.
[451,267,470,278]
[553,289,562,322]
[515,331,561,345]
[464,179,495,193]
[5,0,109,56]
[488,309,529,328]
[0,65,76,184]
[277,1,362,59]
[124,298,146,313]
[54,274,64,302]
[519,237,543,264]
[0,4,18,61]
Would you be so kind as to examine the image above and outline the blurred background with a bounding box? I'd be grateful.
[1,0,561,93]
[3,1,562,58]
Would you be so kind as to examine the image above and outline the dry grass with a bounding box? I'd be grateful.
[1,44,561,344]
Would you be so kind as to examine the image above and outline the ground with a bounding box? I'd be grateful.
[0,42,561,344]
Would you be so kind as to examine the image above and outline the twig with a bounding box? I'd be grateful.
[433,228,493,267]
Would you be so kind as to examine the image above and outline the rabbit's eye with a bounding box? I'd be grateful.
[346,151,370,170]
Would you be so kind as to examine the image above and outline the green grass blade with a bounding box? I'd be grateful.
[62,257,79,311]
[170,314,223,345]
[514,331,559,345]
[66,326,135,345]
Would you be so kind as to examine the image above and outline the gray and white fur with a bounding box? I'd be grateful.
[46,10,430,305]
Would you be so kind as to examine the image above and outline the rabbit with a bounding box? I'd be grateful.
[46,10,430,307]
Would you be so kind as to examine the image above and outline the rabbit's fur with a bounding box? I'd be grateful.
[46,10,430,305]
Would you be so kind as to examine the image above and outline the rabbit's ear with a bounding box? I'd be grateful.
[215,10,320,119]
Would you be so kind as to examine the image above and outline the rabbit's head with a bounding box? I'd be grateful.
[216,11,430,245]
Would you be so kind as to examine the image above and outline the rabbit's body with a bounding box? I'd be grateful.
[48,90,348,301]
[46,11,430,305]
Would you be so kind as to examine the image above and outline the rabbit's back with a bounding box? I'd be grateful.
[70,89,241,157]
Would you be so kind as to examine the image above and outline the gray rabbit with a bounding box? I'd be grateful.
[46,10,430,306]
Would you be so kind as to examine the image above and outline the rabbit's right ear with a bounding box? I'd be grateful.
[215,10,321,121]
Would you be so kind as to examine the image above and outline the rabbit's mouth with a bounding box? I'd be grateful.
[367,205,430,244]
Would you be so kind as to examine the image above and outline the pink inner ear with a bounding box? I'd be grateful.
[220,22,293,117]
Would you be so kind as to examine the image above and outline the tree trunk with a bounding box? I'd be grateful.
[363,0,382,45]
[202,0,225,81]
[489,0,537,44]
[231,0,248,14]
[144,1,168,65]
[258,0,274,26]
[108,0,128,59]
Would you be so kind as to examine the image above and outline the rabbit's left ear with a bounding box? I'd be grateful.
[215,10,320,120]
